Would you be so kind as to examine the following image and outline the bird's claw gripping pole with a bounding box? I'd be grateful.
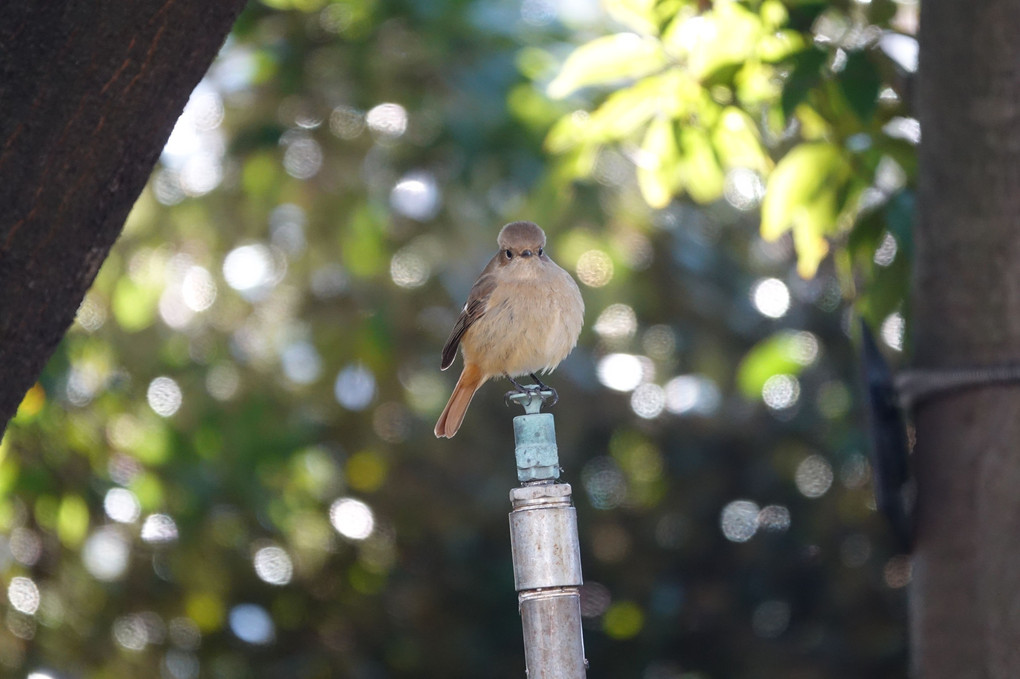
[506,389,587,678]
[505,386,557,412]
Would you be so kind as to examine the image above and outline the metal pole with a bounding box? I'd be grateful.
[507,390,587,678]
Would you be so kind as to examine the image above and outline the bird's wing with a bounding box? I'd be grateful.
[440,255,500,370]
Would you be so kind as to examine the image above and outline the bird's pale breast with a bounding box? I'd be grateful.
[460,263,583,378]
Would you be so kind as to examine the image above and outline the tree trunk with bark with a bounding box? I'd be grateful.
[0,1,246,436]
[911,0,1020,676]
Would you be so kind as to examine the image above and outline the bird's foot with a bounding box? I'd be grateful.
[529,373,558,407]
[504,374,557,410]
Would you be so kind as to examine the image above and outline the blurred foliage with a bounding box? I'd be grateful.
[1,0,915,677]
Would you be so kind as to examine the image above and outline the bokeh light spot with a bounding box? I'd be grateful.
[168,616,202,650]
[751,278,790,318]
[10,528,42,566]
[883,555,912,588]
[182,266,217,312]
[104,488,142,524]
[724,168,765,210]
[881,312,905,352]
[597,353,644,392]
[141,514,179,544]
[206,363,240,401]
[795,455,834,498]
[873,232,898,266]
[593,304,637,340]
[222,244,279,297]
[229,604,275,645]
[253,546,294,586]
[147,376,183,417]
[8,577,40,615]
[334,364,376,410]
[720,500,760,542]
[330,105,365,139]
[82,527,130,581]
[602,601,644,639]
[390,249,431,289]
[630,383,665,419]
[282,136,323,179]
[329,498,375,540]
[762,374,800,411]
[664,375,721,415]
[164,649,200,679]
[280,341,322,385]
[575,249,614,287]
[366,103,408,140]
[757,504,791,532]
[390,171,441,221]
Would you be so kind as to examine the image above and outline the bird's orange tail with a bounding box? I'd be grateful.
[435,363,484,438]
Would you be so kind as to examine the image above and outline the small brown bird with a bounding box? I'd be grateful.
[434,221,584,438]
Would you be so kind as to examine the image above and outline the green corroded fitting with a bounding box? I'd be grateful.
[513,412,559,483]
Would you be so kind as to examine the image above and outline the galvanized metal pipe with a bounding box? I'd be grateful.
[508,389,587,678]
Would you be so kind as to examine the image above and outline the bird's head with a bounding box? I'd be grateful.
[496,221,548,267]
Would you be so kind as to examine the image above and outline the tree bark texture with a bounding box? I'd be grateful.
[0,1,246,436]
[912,0,1020,676]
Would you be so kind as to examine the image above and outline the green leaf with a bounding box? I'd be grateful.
[604,0,659,36]
[712,107,770,174]
[736,331,813,398]
[663,3,762,79]
[677,125,726,204]
[636,117,679,208]
[546,72,686,154]
[57,494,89,548]
[761,142,850,277]
[838,51,881,123]
[548,34,667,99]
[111,278,159,332]
[585,71,690,141]
[784,1,829,32]
[780,47,826,118]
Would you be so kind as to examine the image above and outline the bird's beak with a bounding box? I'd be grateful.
[522,250,533,257]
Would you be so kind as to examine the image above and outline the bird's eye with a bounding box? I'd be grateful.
[538,248,544,256]
[505,249,513,259]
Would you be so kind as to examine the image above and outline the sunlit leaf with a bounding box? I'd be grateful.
[712,107,770,174]
[737,331,812,398]
[761,142,850,277]
[678,126,726,204]
[130,472,165,510]
[13,384,46,422]
[636,117,679,208]
[547,71,694,154]
[604,0,660,35]
[795,103,831,140]
[548,34,667,99]
[57,494,89,548]
[663,3,762,79]
[111,278,159,332]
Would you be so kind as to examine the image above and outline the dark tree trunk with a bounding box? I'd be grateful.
[912,0,1020,676]
[0,1,246,435]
